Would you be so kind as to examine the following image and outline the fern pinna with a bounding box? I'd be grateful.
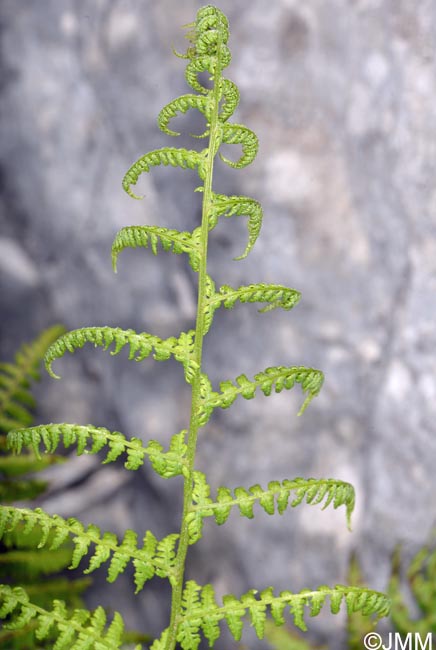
[0,6,390,650]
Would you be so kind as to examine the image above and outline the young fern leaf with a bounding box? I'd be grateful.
[8,424,188,477]
[220,123,259,169]
[123,148,204,199]
[186,472,355,543]
[158,94,212,136]
[203,283,301,334]
[174,580,390,650]
[0,585,133,650]
[112,226,201,272]
[220,79,240,122]
[210,193,263,259]
[0,325,65,432]
[1,7,389,649]
[0,506,178,591]
[199,366,324,427]
[44,326,197,383]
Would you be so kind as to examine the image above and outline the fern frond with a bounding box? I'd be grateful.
[175,581,390,649]
[8,424,188,477]
[205,284,301,333]
[186,472,355,543]
[0,585,133,650]
[203,281,300,335]
[122,148,203,199]
[198,366,323,426]
[0,325,65,433]
[220,79,240,122]
[0,506,178,590]
[158,95,211,136]
[211,193,263,259]
[183,7,231,95]
[112,226,201,272]
[220,123,259,169]
[44,327,197,383]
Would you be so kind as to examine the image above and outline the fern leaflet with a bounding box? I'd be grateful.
[8,424,188,477]
[172,580,390,650]
[44,327,197,383]
[112,226,201,272]
[198,366,324,426]
[123,148,204,199]
[210,193,263,259]
[158,94,211,136]
[203,283,301,333]
[0,585,135,650]
[220,123,259,169]
[0,506,178,591]
[186,472,355,543]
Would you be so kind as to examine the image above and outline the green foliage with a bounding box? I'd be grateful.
[186,473,355,543]
[0,327,93,649]
[157,581,389,650]
[388,542,436,636]
[0,326,65,433]
[44,327,198,384]
[0,585,132,650]
[264,547,436,649]
[8,424,188,477]
[0,506,179,592]
[1,6,390,650]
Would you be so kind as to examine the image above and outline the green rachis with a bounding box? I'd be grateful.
[0,6,390,650]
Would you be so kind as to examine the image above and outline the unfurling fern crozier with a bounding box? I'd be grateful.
[1,6,390,650]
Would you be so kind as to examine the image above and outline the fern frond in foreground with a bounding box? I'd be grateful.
[0,585,134,650]
[149,581,390,650]
[2,5,390,649]
[0,505,178,592]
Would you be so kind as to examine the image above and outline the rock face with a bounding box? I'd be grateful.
[1,1,435,646]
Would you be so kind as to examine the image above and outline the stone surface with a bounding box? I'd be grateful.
[1,1,436,647]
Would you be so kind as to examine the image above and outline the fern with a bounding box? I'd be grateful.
[2,6,390,650]
[8,424,188,477]
[0,585,131,650]
[0,506,178,592]
[112,226,201,272]
[186,472,355,543]
[0,326,65,433]
[44,326,198,383]
[0,327,95,649]
[152,581,389,650]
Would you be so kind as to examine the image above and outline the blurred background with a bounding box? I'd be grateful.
[1,0,436,647]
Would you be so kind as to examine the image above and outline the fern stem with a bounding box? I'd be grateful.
[164,21,225,650]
